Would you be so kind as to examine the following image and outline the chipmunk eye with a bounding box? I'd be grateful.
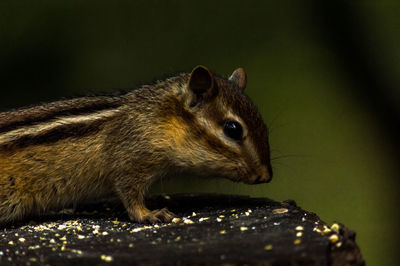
[223,120,243,141]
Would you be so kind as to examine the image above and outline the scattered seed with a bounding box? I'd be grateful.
[272,208,288,214]
[240,227,248,231]
[331,223,340,233]
[216,218,222,222]
[296,232,303,237]
[329,234,339,243]
[313,227,322,233]
[100,255,113,262]
[322,228,332,235]
[174,236,181,242]
[294,239,301,245]
[18,238,25,243]
[295,226,304,231]
[220,230,226,235]
[164,195,171,200]
[172,218,181,223]
[183,218,194,224]
[264,244,273,251]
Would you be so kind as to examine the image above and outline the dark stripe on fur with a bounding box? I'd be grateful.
[0,118,107,151]
[0,96,124,134]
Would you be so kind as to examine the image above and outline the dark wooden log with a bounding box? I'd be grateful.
[0,194,364,265]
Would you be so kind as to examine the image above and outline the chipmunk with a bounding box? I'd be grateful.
[0,66,272,224]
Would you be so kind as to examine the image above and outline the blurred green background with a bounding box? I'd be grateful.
[1,1,399,265]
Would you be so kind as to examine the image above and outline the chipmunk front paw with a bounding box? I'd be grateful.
[141,208,175,224]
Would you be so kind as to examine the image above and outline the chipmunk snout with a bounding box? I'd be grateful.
[250,165,273,184]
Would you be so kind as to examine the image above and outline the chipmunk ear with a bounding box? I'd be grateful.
[188,66,216,103]
[229,67,247,90]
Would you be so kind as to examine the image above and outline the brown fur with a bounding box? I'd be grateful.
[0,66,272,224]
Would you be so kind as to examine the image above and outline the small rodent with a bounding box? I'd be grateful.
[0,66,272,224]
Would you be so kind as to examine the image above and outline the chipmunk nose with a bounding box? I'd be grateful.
[251,165,273,184]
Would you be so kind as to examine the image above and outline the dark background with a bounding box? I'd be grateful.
[1,1,399,264]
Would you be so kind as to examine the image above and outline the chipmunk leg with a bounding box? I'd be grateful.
[114,181,175,224]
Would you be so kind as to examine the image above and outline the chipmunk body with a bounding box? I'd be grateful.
[0,66,272,224]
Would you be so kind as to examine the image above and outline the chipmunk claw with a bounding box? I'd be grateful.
[142,208,175,224]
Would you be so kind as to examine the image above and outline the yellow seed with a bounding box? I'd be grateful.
[172,218,181,223]
[322,228,332,235]
[331,223,340,233]
[295,226,304,231]
[219,230,226,235]
[174,236,181,241]
[240,227,248,231]
[296,232,303,237]
[336,242,342,248]
[183,218,194,224]
[129,243,134,248]
[329,234,339,243]
[264,244,273,251]
[313,227,322,233]
[100,255,113,262]
[294,239,301,245]
[272,208,288,214]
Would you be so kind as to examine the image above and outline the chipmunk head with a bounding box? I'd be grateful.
[162,65,272,185]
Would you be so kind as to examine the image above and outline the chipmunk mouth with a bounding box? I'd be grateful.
[248,165,273,184]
